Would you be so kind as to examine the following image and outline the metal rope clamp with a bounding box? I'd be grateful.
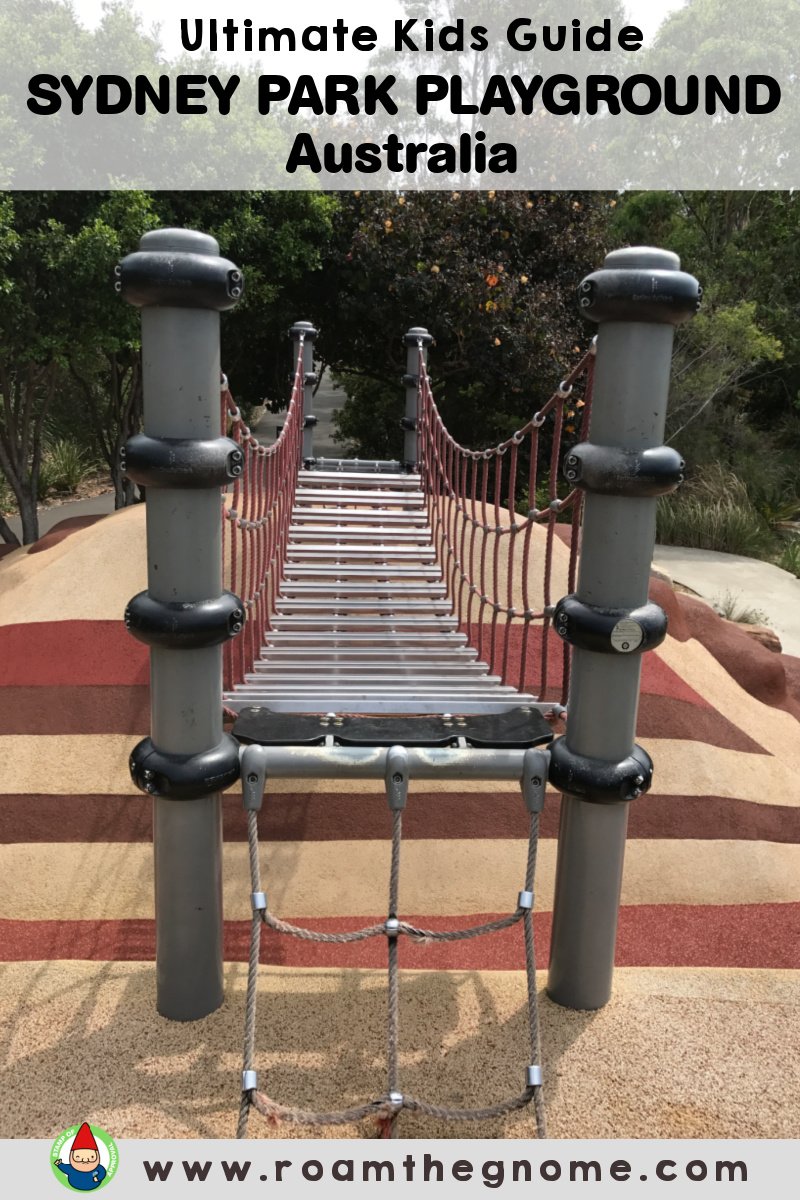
[553,595,667,656]
[562,442,685,498]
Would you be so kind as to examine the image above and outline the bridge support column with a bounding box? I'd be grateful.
[291,322,318,466]
[119,228,245,1020]
[403,327,432,471]
[547,247,700,1011]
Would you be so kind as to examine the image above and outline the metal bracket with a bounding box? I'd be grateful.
[401,374,420,389]
[304,372,318,386]
[125,590,245,650]
[304,414,319,429]
[520,747,549,813]
[399,416,417,432]
[553,595,667,656]
[240,745,269,812]
[122,434,243,489]
[385,745,409,811]
[562,442,684,498]
[578,266,701,325]
[129,735,241,800]
[548,738,653,804]
[119,250,244,311]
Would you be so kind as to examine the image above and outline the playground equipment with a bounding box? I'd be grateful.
[118,228,699,1135]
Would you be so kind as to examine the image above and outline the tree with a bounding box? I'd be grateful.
[313,190,611,458]
[0,190,158,543]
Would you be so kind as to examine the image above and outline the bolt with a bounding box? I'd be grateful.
[232,622,242,633]
[580,296,591,308]
[634,774,645,786]
[531,776,542,787]
[114,281,122,293]
[114,264,122,277]
[565,469,577,481]
[230,270,242,282]
[247,773,259,784]
[580,280,592,293]
[230,286,242,298]
[567,455,578,466]
[392,772,404,784]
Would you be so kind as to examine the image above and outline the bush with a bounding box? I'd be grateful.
[713,590,769,626]
[778,537,800,578]
[37,439,94,500]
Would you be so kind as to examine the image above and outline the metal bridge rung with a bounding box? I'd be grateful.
[260,652,479,662]
[275,599,453,613]
[225,697,535,716]
[282,566,442,578]
[288,531,433,544]
[279,583,447,596]
[299,470,419,488]
[263,631,468,644]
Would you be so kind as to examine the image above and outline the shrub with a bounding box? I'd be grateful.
[37,439,94,500]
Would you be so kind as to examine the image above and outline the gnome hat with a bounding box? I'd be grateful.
[71,1123,99,1153]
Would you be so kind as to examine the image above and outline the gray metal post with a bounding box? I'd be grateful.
[547,247,700,1011]
[119,228,245,1020]
[291,322,318,466]
[403,327,432,471]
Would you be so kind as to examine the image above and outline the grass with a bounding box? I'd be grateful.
[657,493,774,557]
[713,590,769,626]
[778,536,800,578]
[37,439,95,500]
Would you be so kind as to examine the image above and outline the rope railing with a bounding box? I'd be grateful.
[222,338,306,690]
[416,347,595,707]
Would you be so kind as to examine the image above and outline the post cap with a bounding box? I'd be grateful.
[139,227,220,257]
[404,326,433,347]
[579,245,700,326]
[289,321,318,340]
[118,227,243,311]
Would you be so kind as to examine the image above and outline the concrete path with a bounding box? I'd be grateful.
[3,491,116,543]
[653,544,800,657]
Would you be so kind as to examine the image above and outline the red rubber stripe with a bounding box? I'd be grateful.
[2,904,798,968]
[0,622,148,687]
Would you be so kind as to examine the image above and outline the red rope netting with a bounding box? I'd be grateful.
[221,338,306,690]
[417,346,595,706]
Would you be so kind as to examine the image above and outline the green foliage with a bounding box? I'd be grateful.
[713,591,769,627]
[37,438,94,499]
[657,492,773,558]
[315,190,611,454]
[777,538,800,578]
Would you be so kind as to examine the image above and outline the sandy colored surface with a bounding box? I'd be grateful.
[0,505,146,625]
[1,961,798,1141]
[3,729,799,807]
[4,838,800,923]
[3,499,800,1145]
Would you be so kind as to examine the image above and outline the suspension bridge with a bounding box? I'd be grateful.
[112,227,709,1138]
[3,227,800,1141]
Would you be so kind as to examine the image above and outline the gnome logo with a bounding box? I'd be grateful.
[51,1122,118,1192]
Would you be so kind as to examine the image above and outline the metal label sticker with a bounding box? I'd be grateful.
[610,618,644,653]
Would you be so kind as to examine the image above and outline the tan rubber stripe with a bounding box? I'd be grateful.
[1,732,796,805]
[3,838,800,920]
[0,506,147,626]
